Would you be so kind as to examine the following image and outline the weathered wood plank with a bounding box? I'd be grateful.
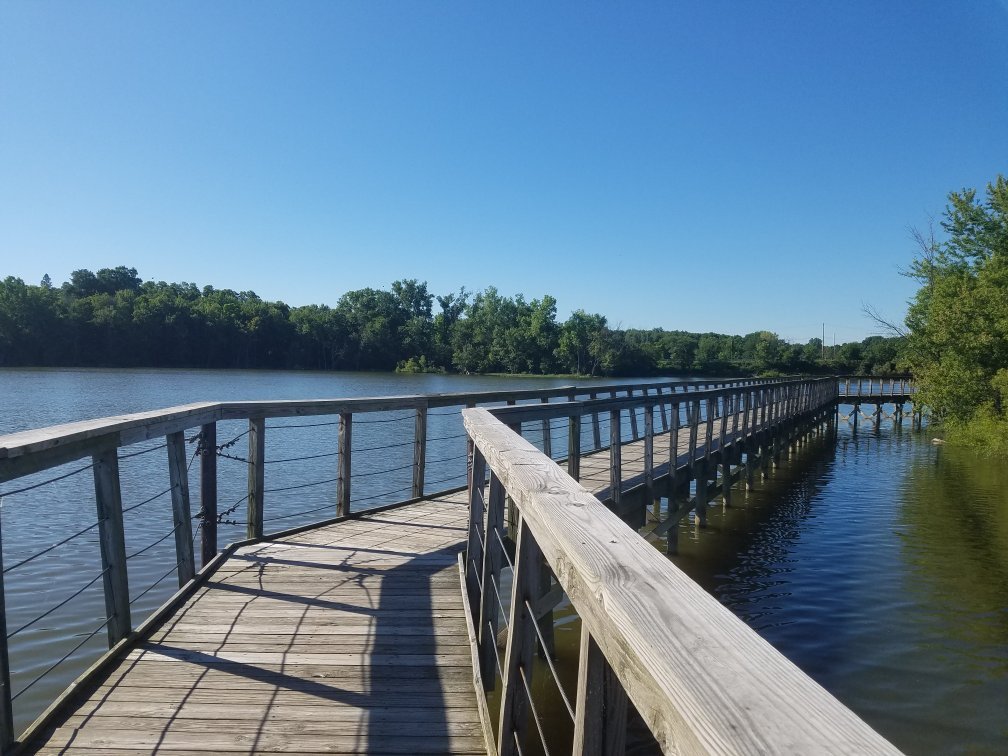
[246,418,265,539]
[167,431,196,587]
[463,406,901,756]
[93,448,131,646]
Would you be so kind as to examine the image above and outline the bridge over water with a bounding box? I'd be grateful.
[0,377,916,754]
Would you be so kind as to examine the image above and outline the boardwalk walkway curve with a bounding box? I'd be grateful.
[0,377,916,754]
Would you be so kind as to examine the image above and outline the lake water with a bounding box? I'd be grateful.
[1,368,1005,754]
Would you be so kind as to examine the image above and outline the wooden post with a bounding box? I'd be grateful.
[669,401,681,489]
[590,392,601,450]
[0,519,15,754]
[704,397,715,462]
[688,400,699,464]
[609,409,622,506]
[167,431,195,587]
[93,448,131,647]
[412,406,427,499]
[644,403,654,498]
[657,388,668,432]
[199,421,217,568]
[695,461,708,528]
[540,398,552,459]
[478,472,505,687]
[466,448,488,618]
[721,451,732,507]
[337,412,352,518]
[719,392,729,452]
[497,517,542,756]
[246,418,265,539]
[627,389,639,440]
[572,625,628,756]
[568,412,581,482]
[537,557,556,661]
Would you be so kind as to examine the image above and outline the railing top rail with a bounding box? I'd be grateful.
[488,376,837,424]
[462,405,899,754]
[0,376,805,464]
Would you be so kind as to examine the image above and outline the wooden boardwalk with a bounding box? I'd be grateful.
[23,401,817,755]
[24,416,769,755]
[29,491,486,755]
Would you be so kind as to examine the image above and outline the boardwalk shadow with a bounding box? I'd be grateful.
[30,513,475,755]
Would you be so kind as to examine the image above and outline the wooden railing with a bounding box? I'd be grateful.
[462,377,900,754]
[0,375,782,751]
[838,375,916,399]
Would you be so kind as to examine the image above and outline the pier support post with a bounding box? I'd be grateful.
[412,406,427,499]
[0,519,15,754]
[199,421,217,568]
[337,412,352,518]
[167,431,195,587]
[246,417,265,539]
[93,448,131,647]
[694,462,708,528]
[573,626,628,756]
[609,409,622,507]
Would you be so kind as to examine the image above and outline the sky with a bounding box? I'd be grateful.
[2,2,1007,344]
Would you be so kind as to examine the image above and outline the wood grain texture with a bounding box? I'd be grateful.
[25,492,482,756]
[463,406,901,755]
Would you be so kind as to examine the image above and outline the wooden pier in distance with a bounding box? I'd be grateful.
[0,377,911,755]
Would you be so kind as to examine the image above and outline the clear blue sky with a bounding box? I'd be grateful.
[2,2,1006,344]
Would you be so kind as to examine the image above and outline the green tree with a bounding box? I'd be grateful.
[904,175,1008,444]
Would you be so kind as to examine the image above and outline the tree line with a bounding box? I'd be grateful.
[902,174,1008,454]
[0,267,902,376]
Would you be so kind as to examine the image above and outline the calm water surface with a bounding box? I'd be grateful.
[1,369,1006,754]
[537,417,1007,755]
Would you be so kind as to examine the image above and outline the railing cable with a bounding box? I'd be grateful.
[126,523,182,561]
[518,664,553,756]
[11,615,111,702]
[129,556,186,607]
[263,476,338,494]
[0,461,93,500]
[117,442,168,462]
[3,519,102,574]
[523,599,574,721]
[6,567,111,640]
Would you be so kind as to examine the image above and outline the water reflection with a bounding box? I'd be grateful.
[534,424,1007,755]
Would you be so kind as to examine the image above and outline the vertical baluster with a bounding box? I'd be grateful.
[0,519,15,753]
[609,409,622,506]
[568,410,581,482]
[412,405,427,499]
[93,448,131,646]
[719,392,729,449]
[167,431,195,587]
[669,401,681,476]
[572,625,628,755]
[540,398,552,459]
[719,394,731,505]
[657,387,668,432]
[627,389,639,440]
[199,421,217,568]
[478,472,505,687]
[688,400,699,464]
[704,396,715,462]
[465,447,487,619]
[590,392,601,450]
[644,401,654,497]
[498,517,542,756]
[247,418,265,539]
[337,412,352,518]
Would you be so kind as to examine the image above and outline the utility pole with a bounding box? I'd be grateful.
[822,322,825,360]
